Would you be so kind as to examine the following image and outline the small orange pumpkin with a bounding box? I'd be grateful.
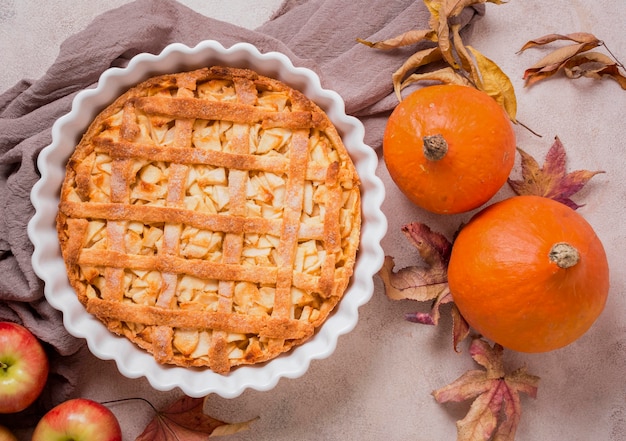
[447,195,610,353]
[383,84,516,214]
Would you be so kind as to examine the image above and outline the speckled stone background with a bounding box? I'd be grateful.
[2,1,625,440]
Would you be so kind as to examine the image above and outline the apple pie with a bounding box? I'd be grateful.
[56,66,361,374]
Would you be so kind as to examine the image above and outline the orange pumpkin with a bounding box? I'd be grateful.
[447,195,610,353]
[383,84,515,214]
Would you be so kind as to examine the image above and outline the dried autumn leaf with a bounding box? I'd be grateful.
[379,222,452,303]
[432,338,540,441]
[466,45,517,122]
[397,66,472,98]
[525,39,601,70]
[508,136,605,210]
[356,29,436,49]
[393,46,445,99]
[432,5,457,69]
[360,0,515,116]
[451,303,471,352]
[427,0,507,69]
[520,34,604,87]
[518,32,601,53]
[563,51,626,89]
[451,23,480,85]
[135,395,256,441]
[380,223,470,349]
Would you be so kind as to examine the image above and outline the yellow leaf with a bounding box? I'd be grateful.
[423,0,445,31]
[466,45,517,122]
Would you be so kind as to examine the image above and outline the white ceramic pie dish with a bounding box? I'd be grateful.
[28,40,386,398]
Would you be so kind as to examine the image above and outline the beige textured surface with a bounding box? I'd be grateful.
[3,1,626,440]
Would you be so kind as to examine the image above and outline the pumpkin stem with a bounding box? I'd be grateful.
[549,242,580,269]
[423,134,448,161]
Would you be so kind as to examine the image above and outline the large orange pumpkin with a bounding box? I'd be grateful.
[383,84,516,214]
[447,195,610,353]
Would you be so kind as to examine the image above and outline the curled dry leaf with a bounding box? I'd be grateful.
[135,395,257,441]
[379,223,451,303]
[432,338,540,441]
[358,0,516,121]
[520,32,626,88]
[507,136,605,210]
[517,32,601,52]
[392,46,445,100]
[356,29,436,49]
[397,66,472,99]
[563,52,626,89]
[522,40,602,86]
[379,223,470,349]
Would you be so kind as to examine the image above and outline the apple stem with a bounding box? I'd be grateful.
[101,397,158,413]
[0,361,7,370]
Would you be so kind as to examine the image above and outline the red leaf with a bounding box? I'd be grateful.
[378,223,452,303]
[379,223,470,349]
[136,396,256,441]
[432,338,540,441]
[507,136,604,209]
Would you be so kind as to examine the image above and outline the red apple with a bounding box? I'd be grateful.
[0,321,49,413]
[0,425,18,441]
[31,398,122,441]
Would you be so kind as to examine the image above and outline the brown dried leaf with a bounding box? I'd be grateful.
[433,5,458,69]
[451,304,471,352]
[393,46,445,99]
[380,255,449,303]
[432,338,540,441]
[451,23,480,85]
[527,41,601,70]
[135,396,256,441]
[508,136,605,210]
[564,51,626,89]
[518,32,601,53]
[379,223,452,302]
[522,40,602,86]
[398,67,472,98]
[522,66,560,87]
[466,45,517,122]
[356,29,437,49]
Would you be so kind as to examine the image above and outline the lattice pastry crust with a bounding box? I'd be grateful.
[56,66,361,374]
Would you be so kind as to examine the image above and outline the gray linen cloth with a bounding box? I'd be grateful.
[0,0,482,427]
